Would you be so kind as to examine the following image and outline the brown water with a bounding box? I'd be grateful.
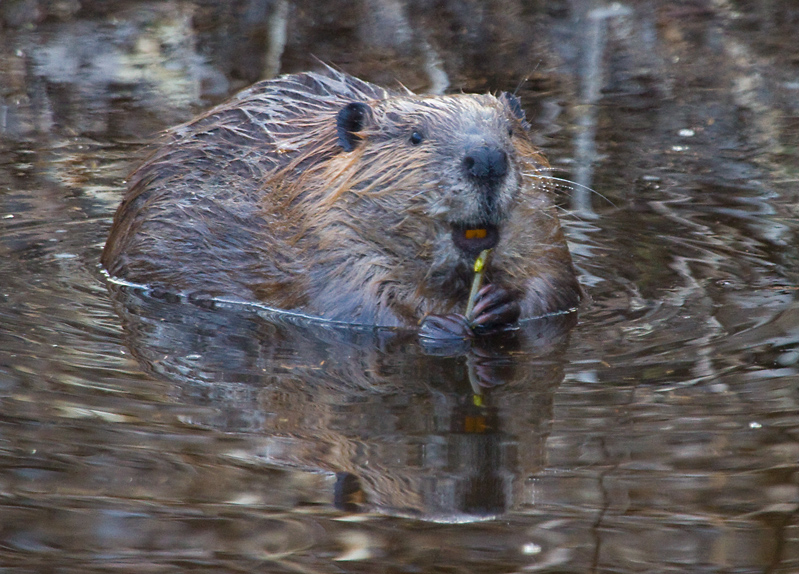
[2,1,799,572]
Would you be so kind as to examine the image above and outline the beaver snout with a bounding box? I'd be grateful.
[462,144,509,216]
[462,145,508,186]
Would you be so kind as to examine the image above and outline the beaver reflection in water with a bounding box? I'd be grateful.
[102,68,581,336]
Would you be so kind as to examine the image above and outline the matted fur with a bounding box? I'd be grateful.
[102,68,580,327]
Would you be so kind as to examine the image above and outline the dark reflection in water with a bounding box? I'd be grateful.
[2,0,799,572]
[112,286,575,523]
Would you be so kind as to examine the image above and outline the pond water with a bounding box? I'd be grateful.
[2,1,799,572]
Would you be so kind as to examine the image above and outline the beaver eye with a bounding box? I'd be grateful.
[508,127,514,138]
[409,131,424,145]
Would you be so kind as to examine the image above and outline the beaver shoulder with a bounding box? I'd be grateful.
[102,68,581,329]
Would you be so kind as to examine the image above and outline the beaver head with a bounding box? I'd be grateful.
[279,85,563,323]
[333,92,530,257]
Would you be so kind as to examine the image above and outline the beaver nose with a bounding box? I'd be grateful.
[463,145,508,184]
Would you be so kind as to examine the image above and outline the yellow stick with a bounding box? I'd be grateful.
[465,249,490,318]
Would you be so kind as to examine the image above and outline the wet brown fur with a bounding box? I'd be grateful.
[102,69,581,327]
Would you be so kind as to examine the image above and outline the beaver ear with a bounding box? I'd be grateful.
[499,92,530,130]
[337,102,371,152]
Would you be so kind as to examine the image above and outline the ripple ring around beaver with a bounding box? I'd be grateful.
[101,67,582,340]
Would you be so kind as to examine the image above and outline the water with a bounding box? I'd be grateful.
[2,1,799,571]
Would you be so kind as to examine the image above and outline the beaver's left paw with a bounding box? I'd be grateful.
[468,284,521,332]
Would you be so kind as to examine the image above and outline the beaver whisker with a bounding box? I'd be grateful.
[523,172,615,207]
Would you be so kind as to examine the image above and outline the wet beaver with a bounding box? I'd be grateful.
[102,68,581,334]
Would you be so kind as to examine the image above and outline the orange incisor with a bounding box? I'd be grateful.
[464,228,487,240]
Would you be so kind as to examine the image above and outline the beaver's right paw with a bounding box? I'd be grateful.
[419,313,474,340]
[418,313,473,356]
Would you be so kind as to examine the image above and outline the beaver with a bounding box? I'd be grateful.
[102,68,581,334]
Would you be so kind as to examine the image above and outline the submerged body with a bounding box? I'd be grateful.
[102,69,580,329]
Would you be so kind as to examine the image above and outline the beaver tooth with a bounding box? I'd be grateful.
[464,228,487,240]
[451,224,499,258]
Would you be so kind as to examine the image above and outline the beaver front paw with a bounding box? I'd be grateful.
[468,284,521,333]
[419,313,473,340]
[418,313,474,356]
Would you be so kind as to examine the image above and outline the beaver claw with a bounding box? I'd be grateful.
[418,313,474,355]
[468,284,521,332]
[419,313,473,340]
